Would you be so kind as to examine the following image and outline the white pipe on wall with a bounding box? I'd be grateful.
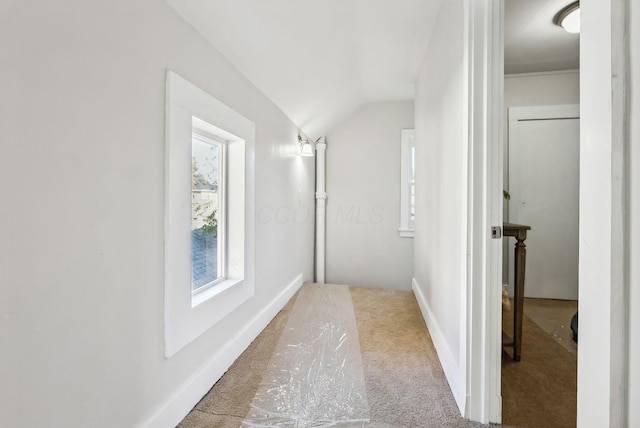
[315,139,327,284]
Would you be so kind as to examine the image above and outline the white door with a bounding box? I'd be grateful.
[508,105,579,300]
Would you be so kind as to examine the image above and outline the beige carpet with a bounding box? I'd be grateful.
[523,298,577,355]
[501,303,577,428]
[179,295,296,427]
[178,284,576,427]
[179,284,482,427]
[350,286,482,427]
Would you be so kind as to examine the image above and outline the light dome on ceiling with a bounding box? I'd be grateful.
[554,1,580,34]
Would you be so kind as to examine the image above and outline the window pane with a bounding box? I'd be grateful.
[191,136,222,290]
[410,145,415,223]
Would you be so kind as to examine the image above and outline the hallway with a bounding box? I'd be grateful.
[179,286,578,427]
[179,284,481,427]
[3,2,638,426]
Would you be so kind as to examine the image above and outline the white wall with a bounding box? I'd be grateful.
[0,1,314,427]
[325,101,414,289]
[413,0,467,411]
[504,71,579,127]
[502,71,579,286]
[628,0,640,424]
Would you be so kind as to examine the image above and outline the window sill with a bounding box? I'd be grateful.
[398,228,414,238]
[192,278,243,308]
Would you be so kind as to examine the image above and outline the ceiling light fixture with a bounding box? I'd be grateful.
[553,1,580,34]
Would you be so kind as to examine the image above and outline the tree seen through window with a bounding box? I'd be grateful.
[191,136,222,290]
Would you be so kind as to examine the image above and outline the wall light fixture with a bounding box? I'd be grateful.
[298,135,314,157]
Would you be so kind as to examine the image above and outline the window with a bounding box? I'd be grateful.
[191,131,224,293]
[399,129,415,238]
[165,71,255,358]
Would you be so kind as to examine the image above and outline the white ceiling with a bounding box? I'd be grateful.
[505,0,579,74]
[167,0,579,139]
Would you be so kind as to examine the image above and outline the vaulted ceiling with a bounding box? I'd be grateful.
[166,0,579,139]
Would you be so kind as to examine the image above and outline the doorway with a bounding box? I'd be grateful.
[500,2,581,426]
[482,1,630,426]
[501,104,580,426]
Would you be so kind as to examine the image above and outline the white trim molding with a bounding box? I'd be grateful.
[140,274,304,428]
[464,0,503,423]
[398,228,415,238]
[412,278,464,410]
[504,69,579,79]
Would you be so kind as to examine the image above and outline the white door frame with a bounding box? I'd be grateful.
[578,0,630,426]
[464,0,503,423]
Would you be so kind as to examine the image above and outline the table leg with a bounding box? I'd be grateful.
[513,232,527,361]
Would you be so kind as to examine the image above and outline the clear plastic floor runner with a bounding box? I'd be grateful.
[242,284,370,427]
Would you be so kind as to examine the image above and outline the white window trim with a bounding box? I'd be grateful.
[165,71,255,358]
[399,128,415,238]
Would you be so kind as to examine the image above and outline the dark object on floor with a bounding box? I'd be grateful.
[571,312,578,343]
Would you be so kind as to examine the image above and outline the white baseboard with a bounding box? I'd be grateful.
[412,278,465,414]
[140,274,304,428]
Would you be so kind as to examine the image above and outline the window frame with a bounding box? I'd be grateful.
[164,71,255,358]
[191,130,226,295]
[399,128,415,238]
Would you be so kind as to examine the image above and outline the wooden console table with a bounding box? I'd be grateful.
[503,222,531,361]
